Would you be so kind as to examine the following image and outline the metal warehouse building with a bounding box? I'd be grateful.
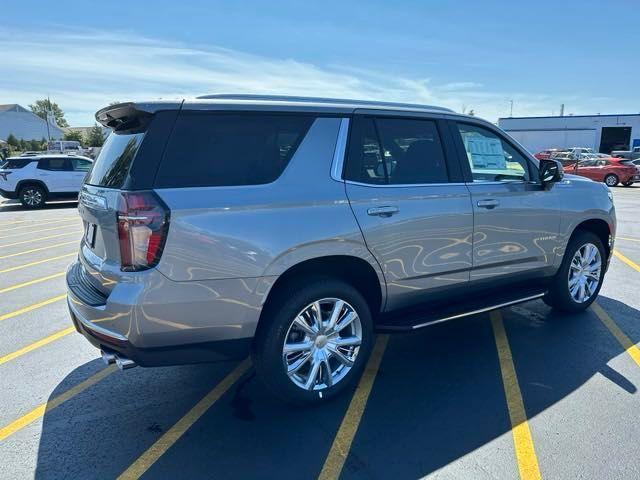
[498,114,640,155]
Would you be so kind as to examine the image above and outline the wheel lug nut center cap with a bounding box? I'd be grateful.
[315,335,328,348]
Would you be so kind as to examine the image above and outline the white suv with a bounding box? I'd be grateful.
[0,155,93,208]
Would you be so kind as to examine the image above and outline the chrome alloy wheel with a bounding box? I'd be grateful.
[568,243,602,303]
[282,298,362,391]
[22,188,43,206]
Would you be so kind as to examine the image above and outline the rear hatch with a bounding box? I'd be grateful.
[77,102,180,296]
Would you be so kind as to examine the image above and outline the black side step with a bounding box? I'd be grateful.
[376,288,547,332]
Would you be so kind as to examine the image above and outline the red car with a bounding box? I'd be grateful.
[564,156,640,187]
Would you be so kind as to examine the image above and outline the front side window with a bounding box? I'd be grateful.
[344,117,449,185]
[155,113,315,188]
[456,123,532,182]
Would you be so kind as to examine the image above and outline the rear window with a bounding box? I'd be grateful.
[155,112,315,188]
[0,158,32,169]
[85,131,145,188]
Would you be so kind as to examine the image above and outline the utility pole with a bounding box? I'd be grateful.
[509,100,513,117]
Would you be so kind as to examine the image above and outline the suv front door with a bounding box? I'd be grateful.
[343,115,473,311]
[451,121,561,284]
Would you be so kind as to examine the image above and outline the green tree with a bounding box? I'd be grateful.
[29,139,42,151]
[6,134,19,148]
[18,139,28,151]
[29,98,69,127]
[63,130,84,143]
[86,124,105,147]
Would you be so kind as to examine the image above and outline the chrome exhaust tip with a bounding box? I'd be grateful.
[115,356,137,370]
[101,350,117,365]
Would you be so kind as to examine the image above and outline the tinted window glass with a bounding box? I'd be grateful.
[155,113,315,188]
[38,158,70,171]
[456,123,532,182]
[345,117,448,185]
[0,158,32,169]
[71,159,92,171]
[85,132,145,187]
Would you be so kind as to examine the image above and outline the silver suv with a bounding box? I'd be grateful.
[67,95,616,404]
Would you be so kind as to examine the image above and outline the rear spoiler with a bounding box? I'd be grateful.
[95,101,183,132]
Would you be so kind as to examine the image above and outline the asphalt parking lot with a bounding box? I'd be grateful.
[0,185,639,480]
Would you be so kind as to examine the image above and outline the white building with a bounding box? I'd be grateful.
[498,114,640,154]
[0,104,65,141]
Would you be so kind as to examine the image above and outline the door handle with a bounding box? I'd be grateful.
[367,206,399,217]
[477,199,500,209]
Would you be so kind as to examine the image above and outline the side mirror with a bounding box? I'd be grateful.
[539,159,564,187]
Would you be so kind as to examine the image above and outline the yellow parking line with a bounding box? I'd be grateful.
[0,366,116,442]
[0,217,78,229]
[0,327,75,366]
[117,359,252,480]
[491,311,541,480]
[0,232,79,249]
[0,252,76,274]
[0,294,67,322]
[613,250,640,273]
[0,240,78,260]
[318,334,389,480]
[617,236,640,244]
[0,272,65,294]
[0,222,81,240]
[592,302,640,367]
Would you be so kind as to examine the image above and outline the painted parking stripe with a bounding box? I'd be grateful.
[0,327,75,366]
[0,232,79,249]
[318,334,389,480]
[491,311,541,480]
[0,366,116,442]
[0,222,81,240]
[0,217,78,230]
[0,240,78,260]
[613,250,640,273]
[117,359,252,480]
[616,236,640,244]
[0,252,76,274]
[592,302,640,367]
[0,272,65,294]
[0,294,67,323]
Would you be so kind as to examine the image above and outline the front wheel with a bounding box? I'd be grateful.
[604,174,619,187]
[253,278,373,404]
[543,231,606,312]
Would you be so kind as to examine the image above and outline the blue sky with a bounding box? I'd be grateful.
[2,0,638,125]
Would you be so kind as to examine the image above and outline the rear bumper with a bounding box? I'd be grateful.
[66,260,261,366]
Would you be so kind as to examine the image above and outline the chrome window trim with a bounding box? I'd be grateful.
[345,180,468,188]
[330,118,350,181]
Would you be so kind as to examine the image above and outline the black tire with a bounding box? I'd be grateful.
[543,230,606,312]
[604,174,619,187]
[253,277,374,405]
[622,180,634,187]
[19,184,46,208]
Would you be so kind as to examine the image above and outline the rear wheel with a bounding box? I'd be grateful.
[253,278,373,404]
[544,230,605,312]
[19,184,46,208]
[604,174,619,187]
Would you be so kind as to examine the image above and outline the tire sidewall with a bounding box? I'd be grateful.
[604,174,619,187]
[253,278,374,405]
[19,185,46,208]
[547,231,606,312]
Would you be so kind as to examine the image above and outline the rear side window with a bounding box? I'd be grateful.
[344,116,449,185]
[85,131,145,188]
[155,113,315,188]
[37,158,71,171]
[0,159,32,169]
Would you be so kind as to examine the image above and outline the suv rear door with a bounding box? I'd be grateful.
[37,157,72,192]
[450,120,561,284]
[343,114,473,311]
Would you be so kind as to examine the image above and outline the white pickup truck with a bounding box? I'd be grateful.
[611,146,640,160]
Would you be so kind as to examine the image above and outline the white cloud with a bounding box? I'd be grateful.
[0,28,609,125]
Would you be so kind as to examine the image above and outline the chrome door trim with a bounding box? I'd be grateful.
[410,292,545,330]
[330,117,350,181]
[345,180,469,188]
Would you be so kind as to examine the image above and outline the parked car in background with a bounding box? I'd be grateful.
[0,154,93,207]
[564,156,640,187]
[611,146,640,160]
[534,148,567,160]
[67,95,615,404]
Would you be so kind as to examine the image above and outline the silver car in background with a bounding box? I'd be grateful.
[67,95,615,404]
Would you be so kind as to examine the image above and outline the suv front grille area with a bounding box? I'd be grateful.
[67,262,108,306]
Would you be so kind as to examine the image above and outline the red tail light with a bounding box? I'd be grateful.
[116,191,170,271]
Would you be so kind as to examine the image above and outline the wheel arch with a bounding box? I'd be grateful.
[16,179,50,195]
[569,218,612,260]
